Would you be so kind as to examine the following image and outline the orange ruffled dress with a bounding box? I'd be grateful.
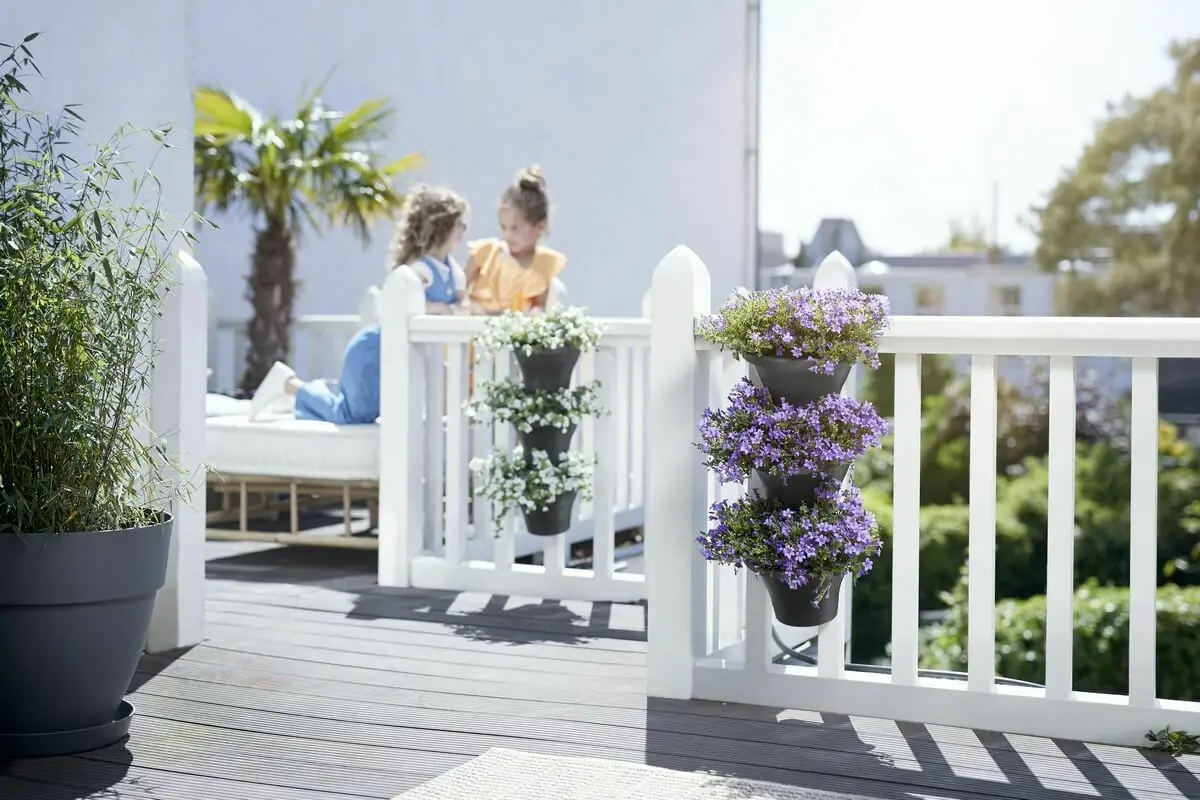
[466,238,567,313]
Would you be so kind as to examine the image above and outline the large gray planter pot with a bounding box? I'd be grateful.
[0,516,172,757]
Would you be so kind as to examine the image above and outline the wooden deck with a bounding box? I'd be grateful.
[2,542,1198,800]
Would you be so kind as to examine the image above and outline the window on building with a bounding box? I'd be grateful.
[989,285,1022,315]
[914,285,944,315]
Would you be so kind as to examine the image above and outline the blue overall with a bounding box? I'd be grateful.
[423,256,457,305]
[294,325,381,425]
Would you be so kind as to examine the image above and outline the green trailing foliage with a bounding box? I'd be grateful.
[0,35,194,534]
[1144,727,1200,757]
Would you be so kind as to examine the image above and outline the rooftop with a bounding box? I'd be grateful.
[4,543,1195,799]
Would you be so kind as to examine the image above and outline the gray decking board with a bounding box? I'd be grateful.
[0,544,1194,800]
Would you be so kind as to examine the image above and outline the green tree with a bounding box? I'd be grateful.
[194,87,421,388]
[1031,39,1200,316]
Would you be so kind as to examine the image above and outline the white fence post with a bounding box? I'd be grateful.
[811,251,858,674]
[359,285,382,325]
[378,268,427,587]
[548,277,569,310]
[147,250,207,651]
[646,245,711,699]
[206,287,218,391]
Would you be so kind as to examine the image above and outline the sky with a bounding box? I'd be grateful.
[758,0,1200,257]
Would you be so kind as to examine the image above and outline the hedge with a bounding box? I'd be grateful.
[851,494,1034,662]
[919,578,1200,701]
[850,436,1200,664]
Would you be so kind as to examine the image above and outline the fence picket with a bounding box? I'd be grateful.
[1128,357,1159,707]
[967,354,998,692]
[890,353,922,686]
[1045,355,1077,699]
[443,345,467,564]
[591,349,618,580]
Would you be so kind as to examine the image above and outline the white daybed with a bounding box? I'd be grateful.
[205,412,381,548]
[206,393,250,417]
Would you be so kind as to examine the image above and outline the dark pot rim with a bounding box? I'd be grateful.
[1,510,175,538]
[515,344,582,358]
[744,352,854,368]
[532,488,578,509]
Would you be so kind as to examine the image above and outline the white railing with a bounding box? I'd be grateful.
[209,279,570,392]
[377,269,647,602]
[645,246,1200,747]
[208,287,381,392]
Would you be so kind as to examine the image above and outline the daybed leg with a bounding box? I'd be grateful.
[343,485,352,535]
[239,482,248,533]
[290,482,299,535]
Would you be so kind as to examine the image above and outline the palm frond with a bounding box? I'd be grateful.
[381,152,425,176]
[194,87,259,142]
[329,98,392,144]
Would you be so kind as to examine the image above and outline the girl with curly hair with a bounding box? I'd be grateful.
[247,185,471,423]
[389,185,471,314]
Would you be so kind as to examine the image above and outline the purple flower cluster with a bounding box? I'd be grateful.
[697,380,888,483]
[697,483,881,602]
[697,286,890,373]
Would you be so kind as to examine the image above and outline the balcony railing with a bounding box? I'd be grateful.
[643,246,1200,747]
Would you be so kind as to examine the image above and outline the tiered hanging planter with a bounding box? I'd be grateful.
[468,308,605,536]
[695,286,891,625]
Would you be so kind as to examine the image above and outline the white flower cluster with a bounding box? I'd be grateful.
[465,380,606,433]
[469,448,596,529]
[474,306,604,358]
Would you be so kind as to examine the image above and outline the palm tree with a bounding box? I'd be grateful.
[194,87,421,389]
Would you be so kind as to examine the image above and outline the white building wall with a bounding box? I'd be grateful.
[854,271,1057,317]
[3,1,193,232]
[189,0,751,319]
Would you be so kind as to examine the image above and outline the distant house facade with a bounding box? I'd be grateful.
[773,218,1061,316]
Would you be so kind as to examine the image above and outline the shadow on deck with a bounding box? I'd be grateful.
[1,543,1197,799]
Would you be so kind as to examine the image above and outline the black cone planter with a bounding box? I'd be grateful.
[762,572,845,627]
[523,490,577,536]
[746,355,851,407]
[519,424,577,464]
[0,516,172,757]
[752,462,852,506]
[516,347,580,392]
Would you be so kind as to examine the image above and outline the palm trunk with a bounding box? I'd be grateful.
[241,217,296,390]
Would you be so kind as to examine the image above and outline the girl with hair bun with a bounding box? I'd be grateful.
[465,165,566,314]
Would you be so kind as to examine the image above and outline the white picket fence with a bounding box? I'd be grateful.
[210,280,572,391]
[375,268,648,602]
[644,245,1200,747]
